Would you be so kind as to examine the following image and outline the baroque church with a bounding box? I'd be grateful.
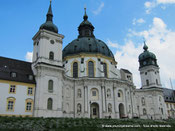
[1,1,174,119]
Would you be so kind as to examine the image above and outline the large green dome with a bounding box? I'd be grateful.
[63,9,114,59]
[63,37,114,58]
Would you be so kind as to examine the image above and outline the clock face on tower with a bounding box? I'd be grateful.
[143,61,147,65]
[50,40,55,44]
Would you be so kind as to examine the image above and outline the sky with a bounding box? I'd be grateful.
[0,0,175,89]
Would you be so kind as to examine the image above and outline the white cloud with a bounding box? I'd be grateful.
[92,2,104,15]
[145,0,175,14]
[108,17,175,89]
[144,1,157,14]
[25,52,33,62]
[157,0,175,4]
[108,40,143,88]
[133,18,145,25]
[107,39,120,48]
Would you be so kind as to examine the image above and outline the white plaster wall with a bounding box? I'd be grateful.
[0,82,34,116]
[33,65,63,117]
[140,65,161,88]
[135,89,167,119]
[32,30,63,67]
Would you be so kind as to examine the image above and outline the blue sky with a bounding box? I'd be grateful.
[0,0,175,88]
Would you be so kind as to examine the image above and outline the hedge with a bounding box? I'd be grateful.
[0,116,175,131]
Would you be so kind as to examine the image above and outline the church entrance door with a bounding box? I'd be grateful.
[119,103,124,118]
[90,103,99,118]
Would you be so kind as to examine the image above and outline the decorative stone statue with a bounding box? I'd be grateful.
[77,104,81,113]
[141,97,145,105]
[107,89,111,98]
[108,103,112,113]
[78,89,81,98]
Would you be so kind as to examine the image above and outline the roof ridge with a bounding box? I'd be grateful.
[0,56,32,64]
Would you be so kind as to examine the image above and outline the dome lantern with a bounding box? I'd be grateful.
[78,8,95,38]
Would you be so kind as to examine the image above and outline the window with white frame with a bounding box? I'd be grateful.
[88,61,94,77]
[28,87,33,95]
[9,85,16,94]
[25,99,33,112]
[7,97,16,111]
[8,101,14,110]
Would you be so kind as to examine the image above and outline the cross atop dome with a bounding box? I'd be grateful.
[143,41,148,51]
[83,6,88,21]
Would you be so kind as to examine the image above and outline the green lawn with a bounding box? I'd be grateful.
[0,116,175,131]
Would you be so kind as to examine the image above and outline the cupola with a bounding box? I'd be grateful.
[138,42,158,68]
[63,8,114,60]
[40,1,58,33]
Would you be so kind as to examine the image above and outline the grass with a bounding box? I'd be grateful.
[0,116,175,131]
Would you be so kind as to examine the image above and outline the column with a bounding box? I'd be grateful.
[113,86,116,113]
[84,86,88,113]
[124,88,128,117]
[102,86,106,112]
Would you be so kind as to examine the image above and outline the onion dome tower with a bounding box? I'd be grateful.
[138,42,162,88]
[139,43,158,68]
[32,1,64,117]
[40,0,58,33]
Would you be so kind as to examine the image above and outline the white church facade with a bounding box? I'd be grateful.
[0,2,170,119]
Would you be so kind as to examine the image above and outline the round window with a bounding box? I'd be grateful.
[50,40,54,44]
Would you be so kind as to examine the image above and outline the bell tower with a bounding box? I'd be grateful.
[32,1,64,117]
[32,0,64,66]
[138,42,162,88]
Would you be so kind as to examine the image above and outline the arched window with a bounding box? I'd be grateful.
[161,108,163,115]
[47,98,53,110]
[91,88,99,100]
[108,103,112,113]
[118,90,123,101]
[103,63,107,77]
[156,79,158,85]
[77,103,81,113]
[143,108,147,115]
[48,80,53,93]
[25,99,33,112]
[118,92,121,97]
[49,52,54,60]
[88,61,94,77]
[73,62,78,78]
[6,97,16,111]
[146,79,149,86]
